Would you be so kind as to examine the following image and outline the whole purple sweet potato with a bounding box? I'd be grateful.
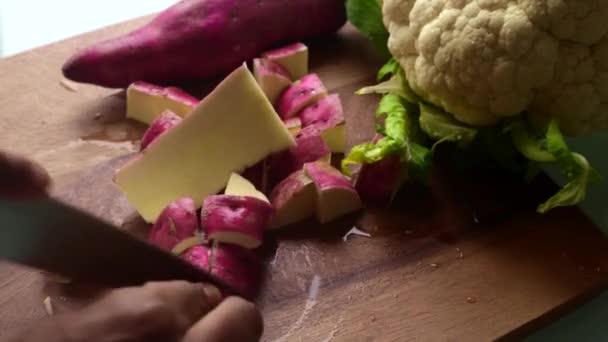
[62,0,346,88]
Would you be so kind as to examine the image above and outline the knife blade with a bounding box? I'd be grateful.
[0,197,238,294]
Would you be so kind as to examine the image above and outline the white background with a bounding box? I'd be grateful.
[0,0,176,57]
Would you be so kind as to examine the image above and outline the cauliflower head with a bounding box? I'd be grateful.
[383,0,608,135]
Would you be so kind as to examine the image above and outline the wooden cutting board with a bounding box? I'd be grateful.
[2,16,608,342]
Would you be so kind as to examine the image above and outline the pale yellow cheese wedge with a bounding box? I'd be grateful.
[115,64,296,222]
[225,173,269,203]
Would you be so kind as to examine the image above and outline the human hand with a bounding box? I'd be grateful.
[0,151,51,199]
[0,153,264,341]
[12,281,263,342]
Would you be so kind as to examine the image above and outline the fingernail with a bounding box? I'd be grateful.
[202,284,222,305]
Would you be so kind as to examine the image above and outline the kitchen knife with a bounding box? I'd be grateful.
[0,197,238,294]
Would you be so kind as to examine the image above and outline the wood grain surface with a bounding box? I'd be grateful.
[1,17,608,342]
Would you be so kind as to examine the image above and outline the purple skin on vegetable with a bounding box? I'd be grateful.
[182,244,262,299]
[277,74,328,119]
[209,243,263,299]
[299,94,345,130]
[355,154,402,206]
[62,0,346,88]
[148,197,199,251]
[201,195,274,249]
[304,161,352,191]
[140,110,183,151]
[262,42,308,79]
[352,134,403,206]
[131,81,200,107]
[303,161,362,224]
[268,125,331,186]
[253,58,293,107]
[254,58,292,80]
[268,169,315,228]
[182,245,210,269]
[270,170,310,208]
[263,42,307,60]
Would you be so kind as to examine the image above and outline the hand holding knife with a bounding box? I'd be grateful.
[0,151,263,342]
[0,151,235,292]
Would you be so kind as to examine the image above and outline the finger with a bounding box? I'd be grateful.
[68,281,223,341]
[140,281,223,330]
[0,151,50,199]
[182,296,263,342]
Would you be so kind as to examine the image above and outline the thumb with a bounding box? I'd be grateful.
[183,297,263,342]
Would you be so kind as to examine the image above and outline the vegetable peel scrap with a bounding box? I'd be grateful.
[43,297,53,317]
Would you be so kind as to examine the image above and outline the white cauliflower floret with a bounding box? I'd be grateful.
[383,0,608,135]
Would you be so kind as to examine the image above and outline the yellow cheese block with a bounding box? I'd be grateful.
[225,173,269,203]
[115,64,296,222]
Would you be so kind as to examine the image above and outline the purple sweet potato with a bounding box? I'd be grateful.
[210,244,263,299]
[299,94,345,129]
[268,125,331,186]
[129,82,199,106]
[262,42,308,80]
[253,58,292,105]
[303,161,362,224]
[62,0,346,88]
[148,197,199,251]
[269,169,316,228]
[253,58,292,81]
[127,81,199,125]
[277,74,328,119]
[354,134,404,206]
[201,195,274,249]
[182,245,210,270]
[182,243,262,299]
[298,94,346,152]
[149,197,264,298]
[355,154,402,206]
[140,110,182,151]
